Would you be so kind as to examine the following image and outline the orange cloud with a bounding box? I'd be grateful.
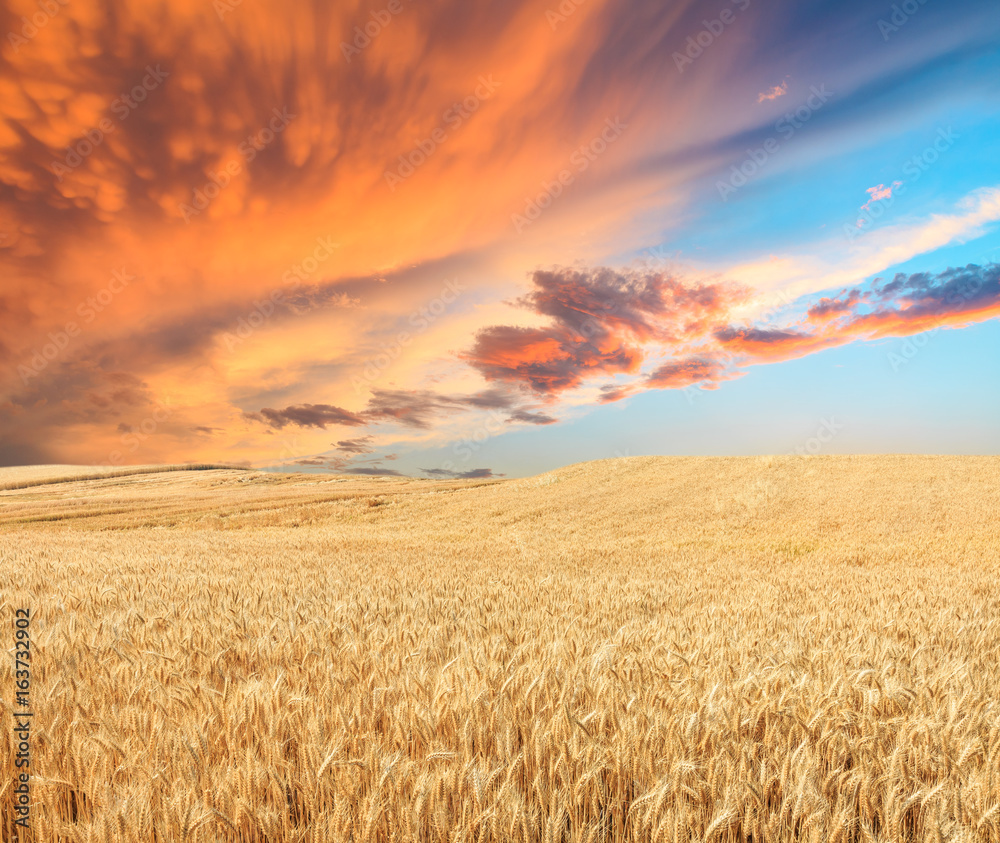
[644,356,729,389]
[757,80,789,102]
[711,263,1000,365]
[468,262,1000,408]
[806,289,866,324]
[711,326,838,361]
[462,267,748,394]
[0,0,649,464]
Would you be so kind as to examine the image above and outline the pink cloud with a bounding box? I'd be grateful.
[860,181,903,214]
[757,81,789,103]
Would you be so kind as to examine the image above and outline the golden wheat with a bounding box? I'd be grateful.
[1,455,998,842]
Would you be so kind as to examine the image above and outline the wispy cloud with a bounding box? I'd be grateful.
[757,80,789,102]
[246,404,367,430]
[857,181,903,224]
[422,467,503,479]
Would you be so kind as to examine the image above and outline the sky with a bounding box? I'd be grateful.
[1,0,999,477]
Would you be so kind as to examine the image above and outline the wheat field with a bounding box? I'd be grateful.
[1,455,998,842]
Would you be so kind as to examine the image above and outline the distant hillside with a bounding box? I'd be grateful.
[2,456,997,566]
[0,463,249,491]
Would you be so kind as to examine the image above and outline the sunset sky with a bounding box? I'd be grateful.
[2,0,999,476]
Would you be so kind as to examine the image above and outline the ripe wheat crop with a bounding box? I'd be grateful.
[1,455,998,842]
